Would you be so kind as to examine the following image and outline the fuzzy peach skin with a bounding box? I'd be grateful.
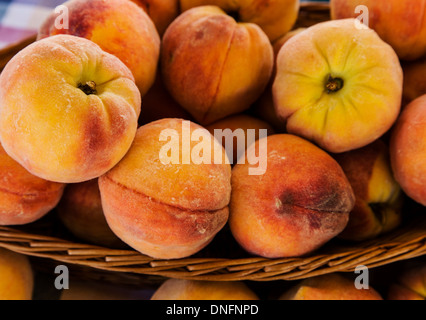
[161,6,274,125]
[151,279,259,300]
[252,28,306,132]
[271,28,307,59]
[333,140,404,241]
[0,35,141,184]
[388,264,426,300]
[390,95,426,206]
[229,134,355,258]
[139,70,194,126]
[38,0,160,96]
[130,0,180,36]
[98,118,231,259]
[279,273,383,300]
[273,19,403,153]
[0,248,33,300]
[205,114,275,165]
[180,0,299,42]
[402,57,426,107]
[0,144,65,226]
[56,179,125,248]
[330,0,426,61]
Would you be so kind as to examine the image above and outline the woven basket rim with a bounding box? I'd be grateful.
[0,210,425,282]
[0,2,425,283]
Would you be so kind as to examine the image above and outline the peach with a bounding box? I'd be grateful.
[330,0,426,61]
[390,95,426,206]
[401,57,426,107]
[161,6,274,125]
[205,114,275,165]
[273,19,403,153]
[56,179,125,248]
[229,134,355,258]
[130,0,180,36]
[180,0,300,42]
[271,28,307,58]
[138,71,194,126]
[0,143,65,226]
[388,263,426,300]
[279,273,383,300]
[60,279,152,300]
[38,0,160,96]
[0,35,141,183]
[0,248,34,300]
[333,140,404,241]
[151,279,259,300]
[98,118,231,259]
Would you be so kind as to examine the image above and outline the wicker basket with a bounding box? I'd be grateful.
[0,2,425,286]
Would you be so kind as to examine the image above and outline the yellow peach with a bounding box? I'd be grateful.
[273,19,403,153]
[333,140,404,241]
[390,94,426,206]
[161,6,273,125]
[38,0,160,96]
[0,143,65,226]
[99,118,231,259]
[330,0,426,60]
[0,248,33,300]
[130,0,180,36]
[151,279,259,300]
[180,0,300,42]
[388,263,426,300]
[229,134,355,258]
[279,273,383,300]
[0,35,141,183]
[56,179,125,248]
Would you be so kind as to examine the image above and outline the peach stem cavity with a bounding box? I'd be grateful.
[325,74,344,94]
[78,81,97,95]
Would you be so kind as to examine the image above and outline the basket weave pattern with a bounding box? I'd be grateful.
[0,212,425,282]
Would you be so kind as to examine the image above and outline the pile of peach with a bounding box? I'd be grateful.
[0,0,425,263]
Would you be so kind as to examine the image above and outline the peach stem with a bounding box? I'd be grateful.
[325,75,344,94]
[78,81,97,95]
